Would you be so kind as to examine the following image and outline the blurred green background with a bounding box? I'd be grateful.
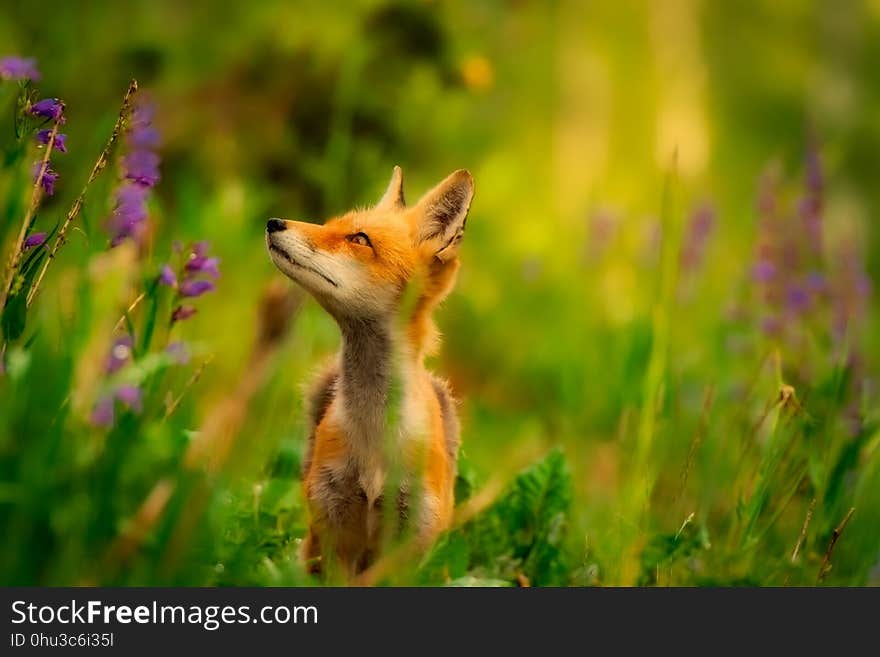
[1,0,879,585]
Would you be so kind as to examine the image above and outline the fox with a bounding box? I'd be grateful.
[265,166,474,578]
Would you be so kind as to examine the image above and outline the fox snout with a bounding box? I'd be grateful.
[266,217,286,233]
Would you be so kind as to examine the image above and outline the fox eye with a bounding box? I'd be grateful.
[347,232,372,248]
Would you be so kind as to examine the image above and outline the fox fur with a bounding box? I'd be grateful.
[266,167,473,577]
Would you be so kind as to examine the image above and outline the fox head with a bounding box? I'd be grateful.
[266,167,473,341]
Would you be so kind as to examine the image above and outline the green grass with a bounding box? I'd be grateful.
[1,0,879,587]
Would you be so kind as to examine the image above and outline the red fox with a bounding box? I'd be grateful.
[266,167,474,578]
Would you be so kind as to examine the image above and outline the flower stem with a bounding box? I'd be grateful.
[0,121,59,315]
[26,79,138,308]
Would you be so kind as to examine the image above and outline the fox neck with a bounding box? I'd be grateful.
[338,316,398,426]
[336,316,413,498]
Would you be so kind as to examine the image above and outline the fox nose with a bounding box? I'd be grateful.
[266,218,287,234]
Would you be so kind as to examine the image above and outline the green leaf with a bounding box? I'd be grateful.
[1,285,27,341]
[122,310,136,348]
[638,521,711,585]
[447,576,512,587]
[417,532,470,584]
[454,451,479,504]
[140,277,161,354]
[418,448,573,586]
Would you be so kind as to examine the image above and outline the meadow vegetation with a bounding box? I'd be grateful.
[1,1,878,586]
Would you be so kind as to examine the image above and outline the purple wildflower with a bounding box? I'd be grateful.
[105,335,133,374]
[752,260,776,282]
[191,241,209,258]
[23,232,47,250]
[171,305,198,322]
[799,138,824,258]
[131,102,155,126]
[29,98,64,121]
[106,97,160,247]
[786,284,810,314]
[179,279,215,298]
[166,341,191,365]
[90,395,115,428]
[28,104,66,196]
[115,182,149,218]
[115,385,143,413]
[125,103,160,186]
[0,56,40,80]
[32,163,58,196]
[129,125,160,149]
[185,255,220,279]
[107,182,149,247]
[681,203,715,271]
[159,264,177,287]
[748,135,873,449]
[122,150,160,186]
[90,384,144,428]
[806,271,826,293]
[163,242,220,323]
[36,129,67,153]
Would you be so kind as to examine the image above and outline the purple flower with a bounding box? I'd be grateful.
[23,232,47,250]
[131,102,155,127]
[29,98,64,121]
[122,150,160,186]
[90,384,144,428]
[166,341,191,365]
[171,305,198,322]
[191,241,209,258]
[90,395,115,428]
[32,163,58,196]
[799,140,824,257]
[36,129,67,153]
[0,56,40,80]
[786,284,810,314]
[129,126,160,149]
[806,271,826,293]
[107,182,149,247]
[159,264,177,287]
[681,203,715,271]
[752,260,776,282]
[105,335,133,374]
[179,279,215,298]
[106,98,161,247]
[116,181,150,212]
[115,385,143,412]
[185,256,220,279]
[163,241,219,322]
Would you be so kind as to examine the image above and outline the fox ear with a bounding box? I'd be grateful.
[376,165,405,210]
[415,169,474,262]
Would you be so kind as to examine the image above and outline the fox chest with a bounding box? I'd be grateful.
[306,461,408,532]
[304,414,410,532]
